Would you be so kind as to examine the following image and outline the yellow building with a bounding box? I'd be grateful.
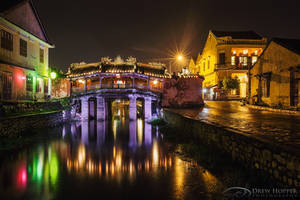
[196,30,267,100]
[0,0,54,101]
[188,57,196,74]
[188,53,201,74]
[250,38,300,108]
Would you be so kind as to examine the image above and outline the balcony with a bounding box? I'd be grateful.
[215,63,252,71]
[217,40,267,45]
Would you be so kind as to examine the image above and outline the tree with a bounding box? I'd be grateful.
[222,77,240,90]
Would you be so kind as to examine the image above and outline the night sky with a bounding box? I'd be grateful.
[34,0,300,70]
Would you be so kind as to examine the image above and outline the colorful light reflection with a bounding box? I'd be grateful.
[16,164,27,190]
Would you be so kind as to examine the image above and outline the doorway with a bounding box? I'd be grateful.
[0,71,12,101]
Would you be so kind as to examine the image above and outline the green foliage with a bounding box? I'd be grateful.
[149,117,167,126]
[222,77,240,90]
[58,97,72,111]
[49,66,66,79]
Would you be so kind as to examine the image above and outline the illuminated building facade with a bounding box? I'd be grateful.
[193,30,267,100]
[250,38,300,108]
[68,56,167,121]
[0,0,54,101]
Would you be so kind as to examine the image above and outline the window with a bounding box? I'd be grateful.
[219,53,225,65]
[207,57,210,69]
[203,61,206,72]
[1,30,13,51]
[20,39,27,57]
[239,57,247,66]
[252,56,258,65]
[231,56,236,66]
[40,48,44,63]
[26,74,33,92]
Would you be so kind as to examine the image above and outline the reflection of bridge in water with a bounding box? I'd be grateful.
[68,57,168,121]
[62,118,177,179]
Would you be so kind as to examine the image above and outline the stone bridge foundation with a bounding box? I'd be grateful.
[73,91,160,121]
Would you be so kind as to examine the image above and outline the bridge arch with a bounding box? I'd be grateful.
[72,90,160,121]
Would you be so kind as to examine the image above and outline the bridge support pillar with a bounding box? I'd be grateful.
[97,96,106,121]
[144,97,152,120]
[81,97,89,121]
[129,95,137,120]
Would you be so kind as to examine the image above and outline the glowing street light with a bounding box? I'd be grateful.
[177,55,184,61]
[50,72,57,80]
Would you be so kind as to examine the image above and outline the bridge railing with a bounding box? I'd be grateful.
[87,84,100,91]
[72,87,85,93]
[71,84,162,94]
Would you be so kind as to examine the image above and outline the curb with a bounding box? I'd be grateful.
[246,104,300,115]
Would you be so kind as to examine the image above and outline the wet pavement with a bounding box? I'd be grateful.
[169,101,300,151]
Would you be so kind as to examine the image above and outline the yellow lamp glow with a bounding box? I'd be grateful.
[78,79,85,84]
[177,55,183,61]
[50,72,57,80]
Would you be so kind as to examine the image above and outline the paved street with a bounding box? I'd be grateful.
[170,101,300,150]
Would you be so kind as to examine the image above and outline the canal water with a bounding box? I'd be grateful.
[0,118,227,200]
[0,106,277,200]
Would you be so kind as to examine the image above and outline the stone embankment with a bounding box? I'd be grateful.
[0,101,64,116]
[0,110,70,137]
[163,109,300,188]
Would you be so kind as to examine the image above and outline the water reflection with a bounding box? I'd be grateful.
[0,117,224,200]
[65,119,173,181]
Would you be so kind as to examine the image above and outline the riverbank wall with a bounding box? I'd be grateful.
[163,109,300,188]
[0,110,70,137]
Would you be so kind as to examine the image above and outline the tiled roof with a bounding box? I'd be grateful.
[137,64,165,75]
[273,38,300,55]
[71,65,100,75]
[211,30,263,40]
[0,0,52,45]
[69,63,166,77]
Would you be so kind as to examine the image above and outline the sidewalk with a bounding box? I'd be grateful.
[245,104,300,115]
[168,101,300,150]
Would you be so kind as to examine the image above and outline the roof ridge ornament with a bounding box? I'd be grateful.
[101,57,112,63]
[126,56,136,65]
[114,55,124,64]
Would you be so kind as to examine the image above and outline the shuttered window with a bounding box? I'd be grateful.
[20,39,27,57]
[0,71,12,100]
[1,30,13,51]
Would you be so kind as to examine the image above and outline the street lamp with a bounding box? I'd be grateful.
[175,54,186,75]
[166,48,189,74]
[50,72,57,80]
[177,55,183,61]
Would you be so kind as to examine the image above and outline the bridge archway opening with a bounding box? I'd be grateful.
[110,98,130,120]
[136,98,144,119]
